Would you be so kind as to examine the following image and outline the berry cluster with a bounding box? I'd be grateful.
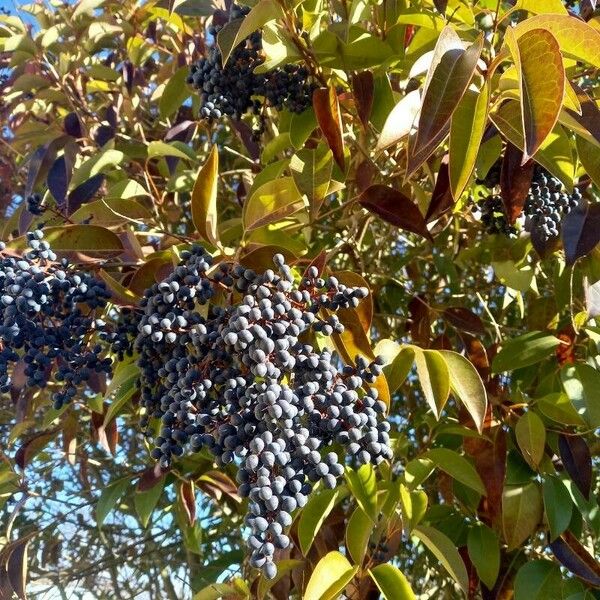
[134,248,392,579]
[523,166,582,242]
[473,164,582,241]
[0,230,113,407]
[188,4,315,121]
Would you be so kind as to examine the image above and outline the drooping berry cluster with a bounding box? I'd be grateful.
[135,248,392,579]
[188,4,316,121]
[0,230,113,407]
[523,166,582,242]
[473,194,517,237]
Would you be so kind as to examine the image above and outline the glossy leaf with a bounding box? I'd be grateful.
[412,32,483,161]
[515,411,546,468]
[352,71,374,129]
[499,142,535,223]
[492,331,561,373]
[191,146,219,247]
[369,564,416,599]
[298,487,344,555]
[376,89,420,151]
[413,525,469,594]
[413,348,450,419]
[313,86,345,170]
[358,185,432,240]
[562,202,600,265]
[345,464,378,522]
[159,66,191,118]
[502,482,543,549]
[134,476,164,528]
[449,83,490,200]
[543,476,572,540]
[439,350,487,433]
[550,531,600,587]
[303,551,358,600]
[346,505,371,564]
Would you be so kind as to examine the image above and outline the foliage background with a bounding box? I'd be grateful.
[0,0,600,598]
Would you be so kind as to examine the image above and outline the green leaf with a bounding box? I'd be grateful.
[159,67,192,119]
[515,411,546,469]
[536,392,586,426]
[413,525,469,594]
[424,448,486,495]
[449,82,490,200]
[410,30,483,172]
[303,551,358,600]
[193,582,245,600]
[298,487,345,555]
[134,477,164,528]
[413,348,450,419]
[103,362,140,425]
[543,476,572,540]
[467,524,500,590]
[492,331,561,373]
[346,505,371,564]
[71,198,151,226]
[345,464,378,522]
[191,146,219,247]
[217,0,284,66]
[514,560,563,600]
[242,177,305,232]
[439,350,487,433]
[147,141,192,160]
[504,27,565,161]
[97,478,131,526]
[70,149,124,188]
[289,108,318,149]
[369,564,416,599]
[257,559,304,599]
[289,144,333,220]
[561,364,600,428]
[502,482,543,550]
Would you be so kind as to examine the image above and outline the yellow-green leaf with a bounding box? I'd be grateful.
[345,464,378,522]
[369,564,416,600]
[449,81,490,200]
[346,506,371,564]
[304,551,358,600]
[298,487,345,555]
[191,146,219,247]
[413,348,450,419]
[423,448,486,495]
[439,350,487,433]
[159,67,192,119]
[413,525,469,594]
[505,27,565,161]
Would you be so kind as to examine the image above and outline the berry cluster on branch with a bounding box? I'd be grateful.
[134,248,392,578]
[188,4,316,121]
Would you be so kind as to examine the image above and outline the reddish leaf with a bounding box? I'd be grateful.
[426,156,454,222]
[313,87,345,171]
[406,123,450,178]
[231,119,260,161]
[179,480,196,525]
[137,464,167,492]
[15,430,57,470]
[6,537,30,599]
[464,426,507,525]
[499,143,534,223]
[355,160,376,192]
[407,294,431,347]
[558,434,592,499]
[550,531,600,587]
[442,307,486,335]
[358,185,432,240]
[302,250,327,280]
[433,0,448,13]
[351,71,374,129]
[47,156,71,208]
[562,201,600,265]
[412,34,483,162]
[555,326,576,366]
[106,417,118,456]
